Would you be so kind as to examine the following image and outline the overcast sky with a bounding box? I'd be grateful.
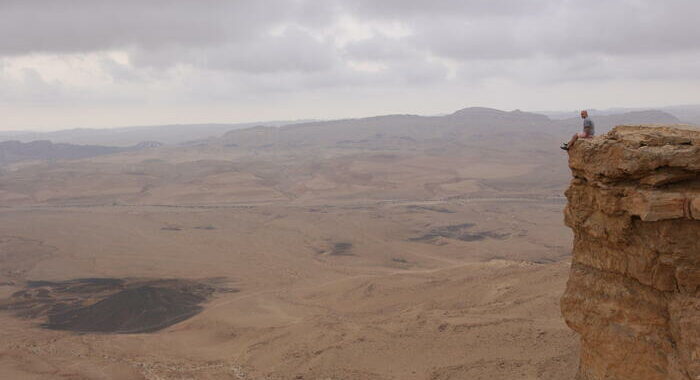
[1,0,699,130]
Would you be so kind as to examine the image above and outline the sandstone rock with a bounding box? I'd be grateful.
[625,191,692,222]
[562,125,700,380]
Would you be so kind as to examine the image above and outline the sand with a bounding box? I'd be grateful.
[0,138,578,379]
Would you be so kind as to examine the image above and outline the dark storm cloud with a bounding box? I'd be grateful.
[2,0,699,70]
[0,0,303,55]
[345,0,700,60]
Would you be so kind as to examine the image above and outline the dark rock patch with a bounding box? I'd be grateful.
[45,285,207,333]
[313,242,355,256]
[193,225,217,230]
[331,242,354,256]
[455,231,510,242]
[27,278,125,293]
[405,205,456,214]
[410,223,509,243]
[0,278,216,334]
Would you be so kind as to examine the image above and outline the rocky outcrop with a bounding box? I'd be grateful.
[561,126,700,380]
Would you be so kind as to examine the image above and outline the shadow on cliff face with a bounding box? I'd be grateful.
[0,278,233,333]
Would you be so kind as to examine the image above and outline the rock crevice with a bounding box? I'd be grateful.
[562,126,700,380]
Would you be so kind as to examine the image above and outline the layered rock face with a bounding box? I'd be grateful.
[561,126,700,380]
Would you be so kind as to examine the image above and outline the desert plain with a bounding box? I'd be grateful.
[0,111,587,379]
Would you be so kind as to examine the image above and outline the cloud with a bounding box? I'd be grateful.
[3,1,700,71]
[0,67,68,105]
[0,1,301,56]
[1,0,699,129]
[346,0,700,57]
[343,35,417,61]
[130,26,338,74]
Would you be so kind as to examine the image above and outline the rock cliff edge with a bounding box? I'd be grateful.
[562,125,700,380]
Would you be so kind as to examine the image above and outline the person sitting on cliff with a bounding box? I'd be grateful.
[561,110,595,151]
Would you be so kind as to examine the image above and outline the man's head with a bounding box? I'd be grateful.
[580,110,588,119]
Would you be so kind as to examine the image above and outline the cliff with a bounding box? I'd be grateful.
[561,125,700,380]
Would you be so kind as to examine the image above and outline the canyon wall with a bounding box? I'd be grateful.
[561,126,700,380]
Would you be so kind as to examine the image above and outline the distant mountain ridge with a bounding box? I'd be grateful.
[0,140,161,166]
[542,104,700,125]
[449,107,551,125]
[1,106,691,148]
[0,107,683,165]
[0,120,312,147]
[216,107,680,150]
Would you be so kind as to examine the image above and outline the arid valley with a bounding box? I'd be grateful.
[0,107,695,379]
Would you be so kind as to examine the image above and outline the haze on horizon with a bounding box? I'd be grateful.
[2,0,700,131]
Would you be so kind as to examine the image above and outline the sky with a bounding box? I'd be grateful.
[1,0,700,131]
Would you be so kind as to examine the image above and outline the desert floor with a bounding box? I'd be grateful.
[0,144,579,379]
